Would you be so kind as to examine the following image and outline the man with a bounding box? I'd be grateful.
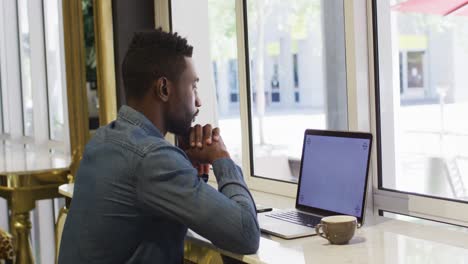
[59,29,260,263]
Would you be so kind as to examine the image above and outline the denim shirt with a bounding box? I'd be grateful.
[58,105,260,264]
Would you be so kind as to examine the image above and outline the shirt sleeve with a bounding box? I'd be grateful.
[135,143,260,254]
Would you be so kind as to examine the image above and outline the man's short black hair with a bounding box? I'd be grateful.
[122,28,193,100]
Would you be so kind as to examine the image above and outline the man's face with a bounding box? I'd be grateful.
[166,57,201,135]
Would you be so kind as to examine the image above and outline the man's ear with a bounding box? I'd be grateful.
[154,77,171,102]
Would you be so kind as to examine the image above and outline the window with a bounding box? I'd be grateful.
[170,0,366,196]
[170,0,244,165]
[375,0,468,201]
[44,0,66,141]
[292,53,299,89]
[246,0,348,182]
[171,0,467,223]
[406,51,424,89]
[228,59,239,103]
[4,0,68,145]
[270,59,280,103]
[292,53,300,104]
[17,0,34,137]
[373,0,468,224]
[207,0,243,165]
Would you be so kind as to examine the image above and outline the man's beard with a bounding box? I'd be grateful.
[192,109,200,122]
[167,109,199,136]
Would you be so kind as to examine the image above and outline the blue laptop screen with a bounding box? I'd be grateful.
[297,134,370,217]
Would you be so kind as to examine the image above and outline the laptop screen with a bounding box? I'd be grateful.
[297,133,371,218]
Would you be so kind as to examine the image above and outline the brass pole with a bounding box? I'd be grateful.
[12,212,34,264]
[62,0,90,178]
[94,0,118,126]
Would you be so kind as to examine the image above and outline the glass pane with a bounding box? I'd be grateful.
[18,0,34,136]
[246,0,348,182]
[377,0,468,201]
[208,0,242,165]
[44,0,66,141]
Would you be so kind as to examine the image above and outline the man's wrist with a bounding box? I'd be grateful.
[211,157,244,185]
[210,151,230,164]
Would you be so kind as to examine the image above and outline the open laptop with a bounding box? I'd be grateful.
[258,129,373,239]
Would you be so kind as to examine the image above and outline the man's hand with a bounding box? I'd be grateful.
[185,135,230,164]
[177,124,229,165]
[189,124,220,148]
[177,124,229,175]
[196,163,210,175]
[177,124,220,151]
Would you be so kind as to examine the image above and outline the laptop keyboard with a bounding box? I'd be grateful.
[266,211,321,228]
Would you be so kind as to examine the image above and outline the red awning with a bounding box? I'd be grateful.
[450,3,468,15]
[392,0,468,16]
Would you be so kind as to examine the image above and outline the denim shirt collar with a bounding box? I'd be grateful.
[118,105,164,139]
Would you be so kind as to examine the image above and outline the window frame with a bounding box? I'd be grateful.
[369,0,468,226]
